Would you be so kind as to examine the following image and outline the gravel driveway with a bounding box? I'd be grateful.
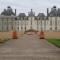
[0,34,60,60]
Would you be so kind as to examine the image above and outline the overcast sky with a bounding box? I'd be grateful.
[0,0,60,16]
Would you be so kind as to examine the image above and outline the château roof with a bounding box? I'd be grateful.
[19,13,26,18]
[38,13,45,17]
[37,13,45,20]
[49,6,60,17]
[28,9,35,17]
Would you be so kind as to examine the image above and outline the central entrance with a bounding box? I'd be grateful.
[24,29,38,34]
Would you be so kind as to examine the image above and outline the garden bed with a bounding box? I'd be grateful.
[0,38,10,44]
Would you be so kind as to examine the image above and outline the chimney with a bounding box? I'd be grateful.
[15,9,16,16]
[47,8,49,19]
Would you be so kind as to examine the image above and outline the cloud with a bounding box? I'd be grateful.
[0,0,60,15]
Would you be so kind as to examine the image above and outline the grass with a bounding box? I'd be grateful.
[46,39,60,48]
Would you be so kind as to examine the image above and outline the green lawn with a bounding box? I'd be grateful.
[46,39,60,48]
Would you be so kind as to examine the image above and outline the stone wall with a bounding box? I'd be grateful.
[0,31,60,39]
[44,31,60,39]
[0,31,24,39]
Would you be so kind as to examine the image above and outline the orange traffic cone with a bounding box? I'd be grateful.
[12,31,18,39]
[40,30,45,39]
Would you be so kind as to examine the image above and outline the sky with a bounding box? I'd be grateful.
[0,0,60,16]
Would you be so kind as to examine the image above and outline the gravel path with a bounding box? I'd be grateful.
[0,34,60,60]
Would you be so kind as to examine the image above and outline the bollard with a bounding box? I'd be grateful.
[40,31,45,39]
[12,31,18,39]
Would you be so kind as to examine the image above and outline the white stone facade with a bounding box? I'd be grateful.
[0,16,60,32]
